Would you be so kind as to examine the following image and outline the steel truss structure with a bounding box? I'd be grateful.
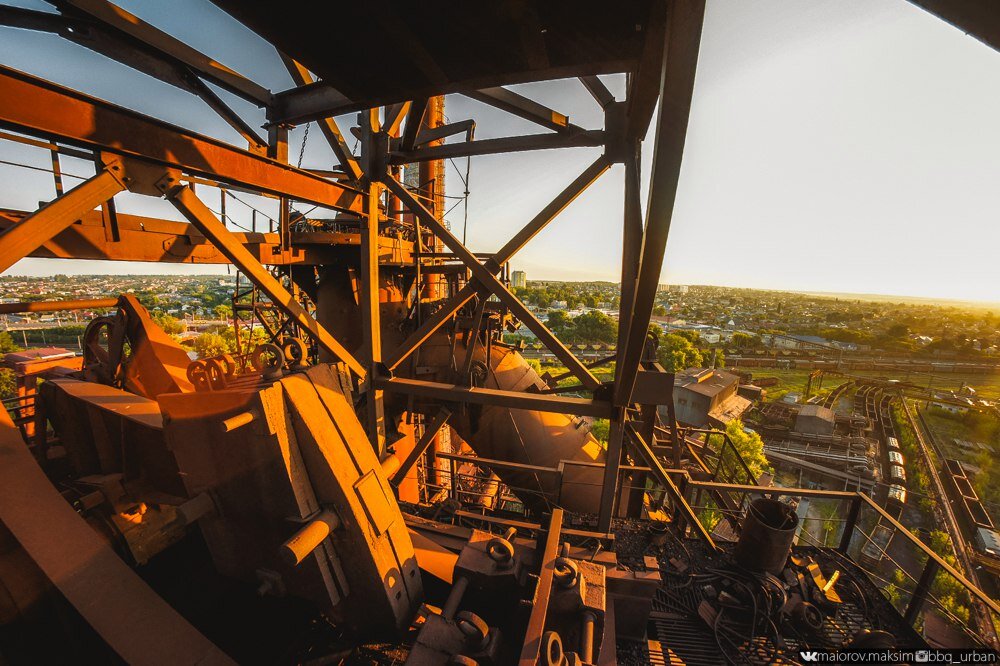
[0,0,708,532]
[0,0,998,663]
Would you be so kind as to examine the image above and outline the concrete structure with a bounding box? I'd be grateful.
[511,270,526,289]
[794,404,836,436]
[668,368,750,427]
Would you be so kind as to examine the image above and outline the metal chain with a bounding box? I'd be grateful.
[297,122,310,168]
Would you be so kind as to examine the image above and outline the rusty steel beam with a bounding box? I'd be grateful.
[389,130,605,165]
[616,0,705,406]
[375,377,612,418]
[166,183,365,377]
[279,55,363,181]
[383,157,609,372]
[625,0,669,141]
[597,409,626,531]
[614,145,643,387]
[0,65,364,213]
[386,177,601,390]
[0,298,118,314]
[50,0,270,106]
[410,119,475,148]
[464,87,574,133]
[390,407,451,490]
[0,408,235,665]
[518,508,564,666]
[580,75,616,109]
[399,98,428,152]
[0,208,375,265]
[359,115,386,449]
[626,424,718,551]
[0,166,126,274]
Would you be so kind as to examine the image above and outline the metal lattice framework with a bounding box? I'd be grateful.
[0,0,711,533]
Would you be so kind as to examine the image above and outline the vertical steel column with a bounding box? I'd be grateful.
[904,558,940,625]
[616,0,706,406]
[419,96,445,301]
[361,109,386,452]
[597,408,626,532]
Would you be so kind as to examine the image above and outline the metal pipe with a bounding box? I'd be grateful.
[220,411,256,433]
[279,510,341,567]
[581,611,596,663]
[0,298,119,314]
[441,574,469,621]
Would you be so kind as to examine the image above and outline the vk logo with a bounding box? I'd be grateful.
[800,652,820,662]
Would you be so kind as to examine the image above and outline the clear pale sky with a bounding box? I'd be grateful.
[0,0,998,303]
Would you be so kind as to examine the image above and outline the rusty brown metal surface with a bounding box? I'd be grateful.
[0,406,234,665]
[0,297,118,314]
[0,208,414,265]
[0,166,126,273]
[167,184,365,377]
[118,294,195,399]
[0,65,364,213]
[519,508,564,666]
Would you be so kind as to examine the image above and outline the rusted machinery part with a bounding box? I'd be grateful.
[81,295,194,399]
[158,364,423,637]
[250,343,285,379]
[82,313,125,386]
[0,408,234,665]
[413,332,606,514]
[282,337,309,369]
[541,631,564,666]
[553,556,580,589]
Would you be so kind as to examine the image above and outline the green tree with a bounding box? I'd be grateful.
[0,368,16,401]
[547,310,572,337]
[656,333,703,372]
[730,332,757,349]
[571,310,617,344]
[193,332,231,359]
[0,331,23,353]
[724,419,771,478]
[153,314,185,335]
[589,418,609,444]
[214,304,233,321]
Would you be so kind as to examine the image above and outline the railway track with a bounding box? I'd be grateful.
[899,397,999,647]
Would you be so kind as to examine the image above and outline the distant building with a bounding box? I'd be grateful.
[511,271,527,289]
[666,368,751,428]
[794,404,836,436]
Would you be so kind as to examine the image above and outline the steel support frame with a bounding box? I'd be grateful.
[165,183,365,377]
[0,165,126,273]
[384,156,609,371]
[279,55,362,181]
[359,110,386,450]
[389,407,451,490]
[615,0,706,406]
[385,175,603,389]
[518,508,564,666]
[0,65,364,213]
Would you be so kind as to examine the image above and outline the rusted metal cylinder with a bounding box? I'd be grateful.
[441,574,469,621]
[416,334,606,514]
[380,451,402,479]
[220,410,256,433]
[734,498,798,575]
[279,510,341,567]
[581,611,597,663]
[0,298,118,314]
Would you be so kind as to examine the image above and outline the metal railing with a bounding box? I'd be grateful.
[422,450,1000,649]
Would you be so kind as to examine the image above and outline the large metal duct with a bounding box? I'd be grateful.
[315,271,606,513]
